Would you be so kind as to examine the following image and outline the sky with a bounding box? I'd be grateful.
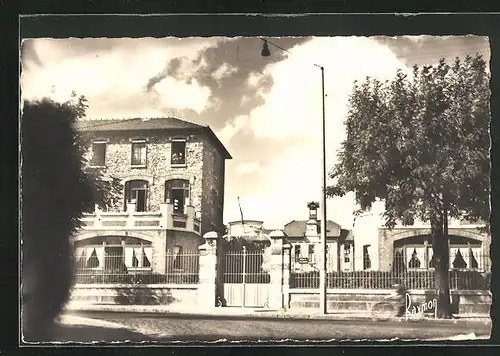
[20,35,490,230]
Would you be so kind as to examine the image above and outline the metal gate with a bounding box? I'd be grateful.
[221,246,271,308]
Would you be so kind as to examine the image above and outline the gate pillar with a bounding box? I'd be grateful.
[268,230,287,310]
[198,231,218,309]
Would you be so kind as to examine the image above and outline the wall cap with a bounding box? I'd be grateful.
[203,231,218,240]
[288,288,491,295]
[72,284,199,289]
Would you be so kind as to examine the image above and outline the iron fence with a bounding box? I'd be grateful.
[222,248,271,284]
[74,252,200,284]
[290,253,491,290]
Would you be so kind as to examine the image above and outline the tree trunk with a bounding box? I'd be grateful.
[431,201,453,319]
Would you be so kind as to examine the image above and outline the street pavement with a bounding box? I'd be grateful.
[64,302,491,322]
[60,307,492,343]
[23,315,152,344]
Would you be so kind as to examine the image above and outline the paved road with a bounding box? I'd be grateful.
[66,311,491,342]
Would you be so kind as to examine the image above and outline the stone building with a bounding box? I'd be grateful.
[284,202,354,273]
[70,117,231,274]
[352,201,491,272]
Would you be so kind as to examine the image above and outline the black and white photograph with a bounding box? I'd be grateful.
[20,31,492,343]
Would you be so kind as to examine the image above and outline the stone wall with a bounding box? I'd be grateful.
[288,289,492,315]
[167,230,201,252]
[70,284,198,306]
[201,138,226,235]
[81,131,225,231]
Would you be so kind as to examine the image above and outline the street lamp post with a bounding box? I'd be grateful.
[260,38,328,314]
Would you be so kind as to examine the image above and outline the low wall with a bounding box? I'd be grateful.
[289,289,492,315]
[70,284,199,306]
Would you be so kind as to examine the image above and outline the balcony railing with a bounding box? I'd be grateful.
[80,203,201,234]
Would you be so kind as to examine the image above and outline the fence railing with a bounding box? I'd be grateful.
[290,253,491,290]
[74,252,200,284]
[72,245,490,291]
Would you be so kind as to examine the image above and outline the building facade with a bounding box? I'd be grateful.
[71,117,231,274]
[284,203,354,273]
[352,201,491,272]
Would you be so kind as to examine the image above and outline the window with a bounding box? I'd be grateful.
[124,180,149,212]
[165,179,190,214]
[344,244,351,263]
[450,246,482,270]
[294,245,301,262]
[363,245,371,270]
[91,141,106,167]
[75,246,102,269]
[171,139,186,165]
[131,140,147,166]
[308,244,316,264]
[125,246,152,268]
[468,246,482,269]
[104,246,125,271]
[393,250,406,272]
[406,247,424,269]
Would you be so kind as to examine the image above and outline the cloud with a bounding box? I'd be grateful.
[152,77,211,115]
[212,63,238,82]
[216,115,249,145]
[20,37,220,117]
[223,36,412,228]
[373,35,490,68]
[235,162,261,175]
[145,55,209,92]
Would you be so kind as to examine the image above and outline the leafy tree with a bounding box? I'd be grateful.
[84,168,123,212]
[21,96,95,340]
[328,55,490,318]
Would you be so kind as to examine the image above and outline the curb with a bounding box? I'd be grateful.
[64,305,491,324]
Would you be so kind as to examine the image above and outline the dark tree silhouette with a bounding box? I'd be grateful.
[21,96,94,341]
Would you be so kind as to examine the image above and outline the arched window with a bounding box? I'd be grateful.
[124,180,149,212]
[165,179,190,214]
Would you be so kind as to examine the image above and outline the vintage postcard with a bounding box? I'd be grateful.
[19,15,492,344]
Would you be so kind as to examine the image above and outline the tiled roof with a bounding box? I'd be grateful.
[74,117,204,132]
[283,220,343,238]
[74,117,232,159]
[340,229,354,241]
